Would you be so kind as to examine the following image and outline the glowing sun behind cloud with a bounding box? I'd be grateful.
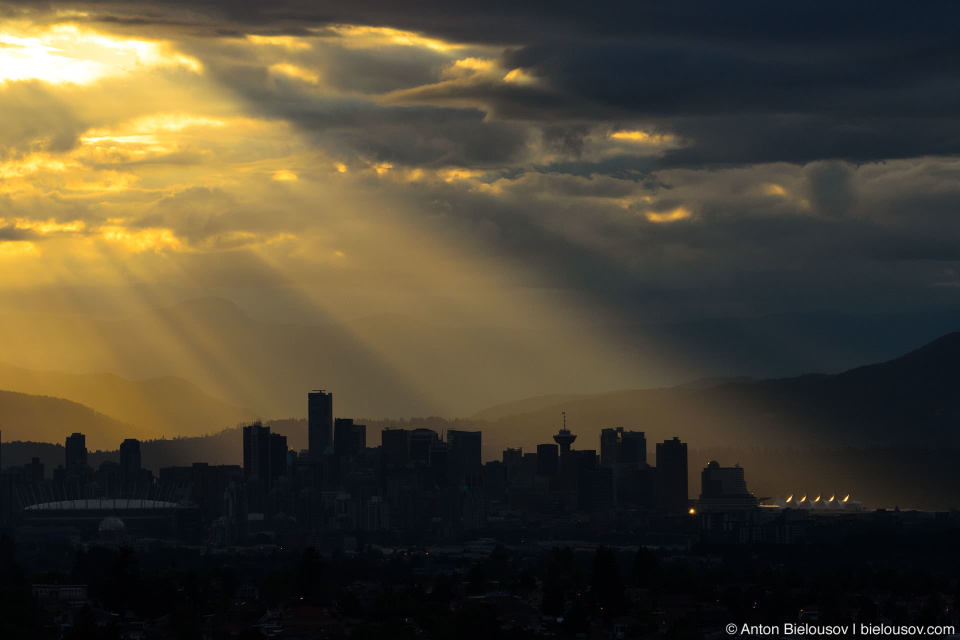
[0,22,201,85]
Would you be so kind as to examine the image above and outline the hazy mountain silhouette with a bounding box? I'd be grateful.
[0,297,685,419]
[0,297,959,422]
[0,390,135,449]
[0,297,435,419]
[474,332,960,454]
[0,362,255,440]
[471,393,587,421]
[2,429,242,474]
[627,309,960,381]
[674,376,758,389]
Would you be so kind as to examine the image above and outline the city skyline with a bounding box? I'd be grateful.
[0,388,875,515]
[0,390,839,521]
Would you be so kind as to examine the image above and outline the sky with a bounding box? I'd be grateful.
[2,2,960,415]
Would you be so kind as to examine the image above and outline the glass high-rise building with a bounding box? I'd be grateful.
[656,437,688,515]
[269,433,288,484]
[242,421,271,482]
[308,390,333,457]
[65,432,87,475]
[119,438,141,480]
[447,429,481,486]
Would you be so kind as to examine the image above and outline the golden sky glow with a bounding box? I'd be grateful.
[0,15,663,416]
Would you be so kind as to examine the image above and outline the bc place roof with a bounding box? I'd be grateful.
[25,498,180,511]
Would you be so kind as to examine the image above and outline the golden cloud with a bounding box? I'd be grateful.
[645,206,692,223]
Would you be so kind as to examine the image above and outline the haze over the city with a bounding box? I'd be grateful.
[2,1,960,425]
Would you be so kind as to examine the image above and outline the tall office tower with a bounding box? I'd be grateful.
[119,438,142,480]
[26,457,44,485]
[335,418,368,458]
[334,418,354,457]
[242,421,272,482]
[656,437,689,515]
[536,443,559,480]
[99,461,122,496]
[600,428,647,473]
[429,440,449,488]
[447,429,481,485]
[408,428,439,463]
[619,431,647,468]
[308,390,333,457]
[381,428,410,467]
[599,429,620,468]
[502,447,523,468]
[223,481,248,537]
[503,447,523,485]
[65,432,87,475]
[269,433,288,484]
[351,423,367,453]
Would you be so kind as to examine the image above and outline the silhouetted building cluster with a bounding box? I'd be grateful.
[0,388,874,548]
[208,396,710,548]
[242,421,287,487]
[8,434,159,507]
[0,431,201,543]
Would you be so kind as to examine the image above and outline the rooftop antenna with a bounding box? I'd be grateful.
[562,411,566,430]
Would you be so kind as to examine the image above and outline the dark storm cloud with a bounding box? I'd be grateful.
[21,0,957,165]
[502,37,960,119]
[0,225,39,241]
[23,1,958,48]
[540,125,590,158]
[383,79,575,121]
[0,82,85,160]
[319,45,447,95]
[534,155,658,181]
[203,61,530,167]
[655,116,960,167]
[805,161,855,218]
[495,31,960,164]
[373,153,960,322]
[279,99,529,168]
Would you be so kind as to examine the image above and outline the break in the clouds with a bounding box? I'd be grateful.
[2,0,960,386]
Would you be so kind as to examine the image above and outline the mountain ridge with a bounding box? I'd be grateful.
[0,390,136,449]
[0,361,256,443]
[470,330,960,455]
